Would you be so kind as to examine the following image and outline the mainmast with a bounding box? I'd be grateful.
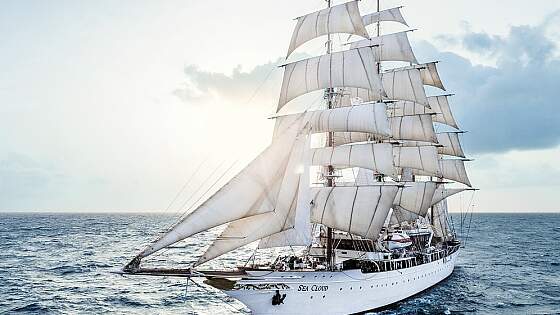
[325,0,335,271]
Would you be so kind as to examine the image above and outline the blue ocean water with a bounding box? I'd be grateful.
[0,213,558,315]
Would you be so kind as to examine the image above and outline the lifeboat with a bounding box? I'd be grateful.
[385,232,412,250]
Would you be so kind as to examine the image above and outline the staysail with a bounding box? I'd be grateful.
[136,118,304,258]
[196,130,310,264]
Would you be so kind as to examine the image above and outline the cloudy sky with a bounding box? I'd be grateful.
[1,0,559,213]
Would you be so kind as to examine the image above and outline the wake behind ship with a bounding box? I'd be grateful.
[120,1,477,314]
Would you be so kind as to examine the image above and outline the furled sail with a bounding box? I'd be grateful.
[136,120,304,258]
[413,158,472,187]
[431,185,471,206]
[274,103,391,138]
[349,31,418,64]
[287,0,369,57]
[311,185,400,240]
[197,129,310,264]
[436,132,465,158]
[393,146,440,175]
[310,142,396,176]
[362,7,408,27]
[389,114,437,142]
[428,95,459,129]
[384,62,445,90]
[278,46,384,111]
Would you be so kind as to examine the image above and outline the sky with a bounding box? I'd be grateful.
[1,0,560,213]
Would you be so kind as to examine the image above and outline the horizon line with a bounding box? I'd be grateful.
[1,210,559,215]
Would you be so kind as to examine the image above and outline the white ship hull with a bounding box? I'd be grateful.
[226,251,459,314]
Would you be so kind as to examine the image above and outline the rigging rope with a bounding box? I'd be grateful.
[162,156,210,216]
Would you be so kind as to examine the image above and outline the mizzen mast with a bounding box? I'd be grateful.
[325,0,335,271]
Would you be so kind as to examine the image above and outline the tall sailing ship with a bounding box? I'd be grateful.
[122,1,476,313]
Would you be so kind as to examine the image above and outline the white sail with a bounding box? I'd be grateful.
[413,159,472,187]
[384,62,445,90]
[393,145,440,175]
[332,131,371,146]
[197,212,284,265]
[137,121,303,258]
[389,114,437,142]
[274,103,391,138]
[383,68,428,105]
[278,46,384,111]
[349,31,418,64]
[428,95,459,129]
[387,100,435,117]
[259,135,313,249]
[362,7,408,27]
[391,181,438,223]
[310,142,396,176]
[432,198,452,239]
[393,182,438,216]
[197,129,309,264]
[431,186,471,206]
[287,0,369,57]
[329,113,437,144]
[337,87,376,106]
[437,132,465,158]
[339,67,428,106]
[311,185,400,240]
[355,168,377,185]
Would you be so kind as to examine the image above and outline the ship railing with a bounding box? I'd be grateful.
[360,256,418,273]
